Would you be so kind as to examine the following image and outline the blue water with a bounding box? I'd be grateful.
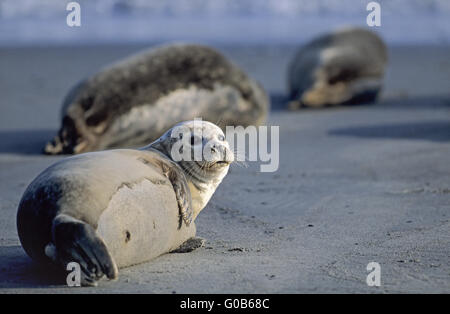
[0,0,449,45]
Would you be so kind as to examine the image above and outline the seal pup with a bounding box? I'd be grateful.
[44,43,268,155]
[288,27,388,109]
[17,120,233,286]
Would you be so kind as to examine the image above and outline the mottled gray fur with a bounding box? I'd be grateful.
[45,43,268,154]
[288,28,388,108]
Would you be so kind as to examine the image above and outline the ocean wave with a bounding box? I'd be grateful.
[1,0,450,18]
[0,0,449,45]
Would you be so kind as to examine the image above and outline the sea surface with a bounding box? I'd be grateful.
[0,0,449,46]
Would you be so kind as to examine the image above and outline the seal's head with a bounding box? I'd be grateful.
[148,120,234,215]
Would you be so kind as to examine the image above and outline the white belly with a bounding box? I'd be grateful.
[96,176,196,268]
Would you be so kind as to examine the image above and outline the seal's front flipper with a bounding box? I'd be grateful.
[138,150,194,228]
[170,171,193,228]
[170,237,205,253]
[49,214,119,286]
[159,160,193,228]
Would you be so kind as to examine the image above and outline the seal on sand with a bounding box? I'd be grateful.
[288,27,388,109]
[18,120,233,286]
[44,43,268,155]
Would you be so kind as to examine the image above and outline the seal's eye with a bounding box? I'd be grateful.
[218,135,225,141]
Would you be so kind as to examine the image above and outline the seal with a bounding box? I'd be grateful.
[44,43,268,155]
[17,120,234,286]
[288,27,388,109]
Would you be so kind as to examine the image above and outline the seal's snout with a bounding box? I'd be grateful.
[221,145,235,165]
[206,135,235,167]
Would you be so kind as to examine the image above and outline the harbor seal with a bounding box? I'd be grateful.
[44,43,268,155]
[17,120,233,286]
[288,27,388,109]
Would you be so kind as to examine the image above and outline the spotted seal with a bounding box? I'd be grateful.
[288,28,388,109]
[18,120,233,286]
[44,43,268,154]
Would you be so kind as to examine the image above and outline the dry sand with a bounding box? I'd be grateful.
[0,44,449,293]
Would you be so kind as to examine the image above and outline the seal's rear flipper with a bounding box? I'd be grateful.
[48,214,119,286]
[170,237,205,253]
[43,135,64,155]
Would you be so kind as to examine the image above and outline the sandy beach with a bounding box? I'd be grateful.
[0,43,449,293]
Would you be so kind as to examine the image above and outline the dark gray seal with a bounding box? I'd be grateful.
[44,43,268,154]
[288,27,388,109]
[18,120,233,286]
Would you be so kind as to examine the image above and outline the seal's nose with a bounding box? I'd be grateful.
[219,143,234,163]
[224,146,234,163]
[206,141,233,164]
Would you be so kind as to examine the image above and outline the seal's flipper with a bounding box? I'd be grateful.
[170,237,205,253]
[50,214,119,286]
[147,154,193,228]
[136,147,194,228]
[43,134,64,155]
[170,170,193,228]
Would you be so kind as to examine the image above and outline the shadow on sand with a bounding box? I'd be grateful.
[276,94,450,143]
[0,246,66,288]
[270,93,291,111]
[327,94,450,143]
[273,93,450,112]
[329,120,450,142]
[1,96,449,155]
[0,129,56,155]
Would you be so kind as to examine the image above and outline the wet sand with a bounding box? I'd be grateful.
[0,44,449,293]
